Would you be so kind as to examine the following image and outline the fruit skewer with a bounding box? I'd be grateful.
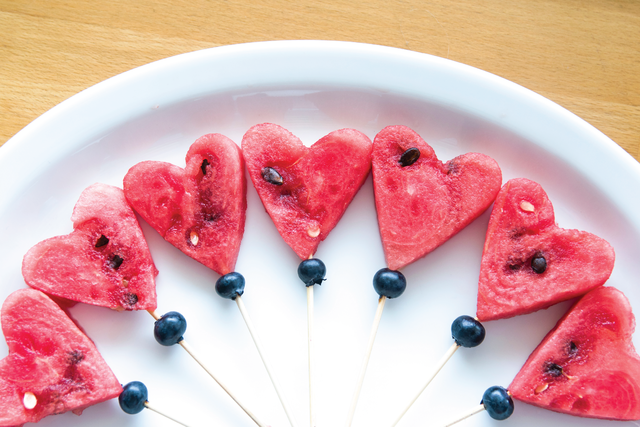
[344,268,407,427]
[119,381,194,426]
[391,316,486,426]
[148,310,268,427]
[216,272,300,427]
[297,257,327,427]
[439,386,514,426]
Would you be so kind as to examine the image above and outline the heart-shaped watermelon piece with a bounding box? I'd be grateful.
[242,124,372,259]
[22,183,158,311]
[123,133,246,276]
[372,125,502,270]
[509,286,640,420]
[0,289,122,426]
[476,178,615,321]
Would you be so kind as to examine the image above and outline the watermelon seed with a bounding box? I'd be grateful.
[95,235,109,248]
[110,255,124,270]
[531,255,547,274]
[569,341,578,354]
[520,201,535,212]
[546,362,563,376]
[201,159,210,175]
[23,392,37,410]
[261,167,284,185]
[68,350,85,365]
[534,383,549,394]
[126,293,139,306]
[399,147,420,167]
[307,225,320,238]
[189,230,199,246]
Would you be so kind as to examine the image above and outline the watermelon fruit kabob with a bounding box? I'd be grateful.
[123,133,271,426]
[347,125,503,427]
[19,182,196,425]
[476,177,615,321]
[22,183,158,311]
[241,123,373,427]
[443,286,640,425]
[0,288,122,426]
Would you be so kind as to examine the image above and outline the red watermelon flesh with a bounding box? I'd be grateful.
[0,289,122,426]
[372,125,502,270]
[22,183,158,311]
[509,286,640,420]
[242,124,372,259]
[123,133,246,276]
[476,178,615,321]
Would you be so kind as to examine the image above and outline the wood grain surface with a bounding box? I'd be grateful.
[1,0,639,162]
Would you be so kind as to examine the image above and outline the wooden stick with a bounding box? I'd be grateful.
[441,404,486,427]
[307,284,315,427]
[344,296,387,427]
[391,343,460,426]
[144,401,192,427]
[148,310,268,427]
[236,294,299,427]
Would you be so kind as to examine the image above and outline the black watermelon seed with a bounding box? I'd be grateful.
[531,255,547,274]
[569,341,578,354]
[399,147,420,167]
[201,159,210,175]
[95,235,109,248]
[545,362,564,377]
[110,255,124,270]
[67,350,85,365]
[125,292,138,306]
[261,167,284,185]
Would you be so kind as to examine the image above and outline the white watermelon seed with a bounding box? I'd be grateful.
[23,392,37,409]
[534,383,548,394]
[307,226,320,238]
[520,201,535,212]
[190,231,199,246]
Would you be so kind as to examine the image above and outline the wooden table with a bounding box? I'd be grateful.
[2,0,639,163]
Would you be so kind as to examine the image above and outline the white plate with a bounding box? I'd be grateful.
[1,41,639,427]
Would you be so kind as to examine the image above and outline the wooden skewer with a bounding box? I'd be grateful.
[307,283,315,427]
[391,342,460,426]
[235,295,300,427]
[440,404,486,427]
[144,400,193,427]
[148,310,268,427]
[344,295,387,427]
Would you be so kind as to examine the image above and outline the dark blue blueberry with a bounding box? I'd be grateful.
[451,315,486,348]
[215,272,245,300]
[481,386,514,420]
[119,381,148,414]
[154,311,187,346]
[298,258,326,287]
[372,268,406,299]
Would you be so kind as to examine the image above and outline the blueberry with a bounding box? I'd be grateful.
[119,381,148,414]
[154,311,187,346]
[481,386,514,420]
[451,315,486,348]
[298,258,326,287]
[215,272,245,299]
[372,268,406,299]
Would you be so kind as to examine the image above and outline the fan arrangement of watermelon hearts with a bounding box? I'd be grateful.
[3,123,637,426]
